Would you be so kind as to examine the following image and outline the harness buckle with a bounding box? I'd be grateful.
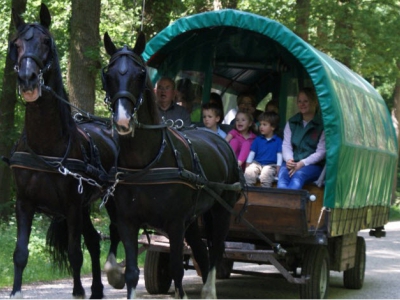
[58,166,69,176]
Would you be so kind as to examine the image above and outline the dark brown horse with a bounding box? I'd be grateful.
[102,32,243,298]
[7,4,120,298]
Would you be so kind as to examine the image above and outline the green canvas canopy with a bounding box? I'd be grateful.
[143,9,398,211]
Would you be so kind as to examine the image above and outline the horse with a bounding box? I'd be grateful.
[7,4,120,298]
[101,31,243,299]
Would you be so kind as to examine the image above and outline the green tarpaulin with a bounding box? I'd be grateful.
[144,9,398,209]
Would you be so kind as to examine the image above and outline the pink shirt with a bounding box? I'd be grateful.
[228,129,257,163]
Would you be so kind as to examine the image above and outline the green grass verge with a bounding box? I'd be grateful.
[390,204,400,221]
[0,213,145,289]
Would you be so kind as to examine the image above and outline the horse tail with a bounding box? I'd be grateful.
[46,218,71,274]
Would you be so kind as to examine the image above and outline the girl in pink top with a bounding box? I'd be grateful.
[225,111,257,170]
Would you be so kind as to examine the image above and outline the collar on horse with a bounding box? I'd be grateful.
[4,128,116,192]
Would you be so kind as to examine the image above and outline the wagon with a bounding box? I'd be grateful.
[138,9,398,299]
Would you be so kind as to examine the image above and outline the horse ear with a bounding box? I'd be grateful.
[40,3,51,28]
[104,32,117,56]
[133,31,146,55]
[12,7,25,30]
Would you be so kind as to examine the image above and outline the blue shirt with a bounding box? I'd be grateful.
[250,134,282,165]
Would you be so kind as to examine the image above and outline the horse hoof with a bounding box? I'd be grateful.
[105,255,125,289]
[10,291,23,299]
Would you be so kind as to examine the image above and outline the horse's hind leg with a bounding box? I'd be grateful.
[184,221,209,283]
[201,202,233,299]
[168,222,187,299]
[10,200,34,298]
[81,206,104,299]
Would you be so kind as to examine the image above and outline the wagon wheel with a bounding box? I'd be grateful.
[299,245,330,299]
[144,250,172,294]
[216,258,234,279]
[343,236,366,289]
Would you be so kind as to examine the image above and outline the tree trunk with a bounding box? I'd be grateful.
[0,0,28,219]
[392,61,400,205]
[67,0,101,114]
[295,0,310,41]
[333,0,355,68]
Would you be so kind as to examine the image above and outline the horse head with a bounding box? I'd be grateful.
[9,4,55,102]
[103,32,159,136]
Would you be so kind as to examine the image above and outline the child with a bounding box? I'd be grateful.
[244,112,282,187]
[201,103,226,138]
[225,110,257,169]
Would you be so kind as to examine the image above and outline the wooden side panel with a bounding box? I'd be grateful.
[329,206,390,237]
[228,187,310,238]
[329,233,357,271]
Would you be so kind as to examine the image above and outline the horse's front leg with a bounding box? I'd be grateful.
[81,206,104,299]
[168,222,187,299]
[104,199,125,289]
[10,199,35,298]
[66,206,86,299]
[120,227,140,299]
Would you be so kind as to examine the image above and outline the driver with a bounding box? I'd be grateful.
[155,77,191,127]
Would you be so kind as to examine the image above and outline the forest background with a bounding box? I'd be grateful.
[0,0,399,219]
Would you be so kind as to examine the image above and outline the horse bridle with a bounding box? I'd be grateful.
[10,24,55,96]
[102,46,147,118]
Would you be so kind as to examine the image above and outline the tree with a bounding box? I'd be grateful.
[295,0,310,41]
[67,0,101,114]
[0,0,27,219]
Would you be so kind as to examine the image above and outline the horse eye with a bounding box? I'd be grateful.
[44,38,51,46]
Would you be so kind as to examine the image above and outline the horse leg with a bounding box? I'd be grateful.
[168,222,187,299]
[116,221,140,299]
[201,203,232,299]
[81,206,104,299]
[104,199,125,289]
[65,207,86,299]
[10,200,34,298]
[184,221,209,284]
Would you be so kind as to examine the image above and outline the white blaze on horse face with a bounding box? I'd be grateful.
[115,100,132,135]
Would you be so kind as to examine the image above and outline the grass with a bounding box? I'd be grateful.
[0,212,145,289]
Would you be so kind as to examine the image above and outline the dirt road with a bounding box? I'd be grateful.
[1,221,399,299]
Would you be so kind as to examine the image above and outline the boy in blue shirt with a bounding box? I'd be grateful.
[245,112,282,187]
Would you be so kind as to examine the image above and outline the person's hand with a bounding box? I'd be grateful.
[288,160,304,177]
[286,159,295,169]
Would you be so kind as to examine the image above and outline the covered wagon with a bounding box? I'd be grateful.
[138,9,398,298]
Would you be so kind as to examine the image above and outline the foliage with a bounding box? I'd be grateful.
[390,204,400,221]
